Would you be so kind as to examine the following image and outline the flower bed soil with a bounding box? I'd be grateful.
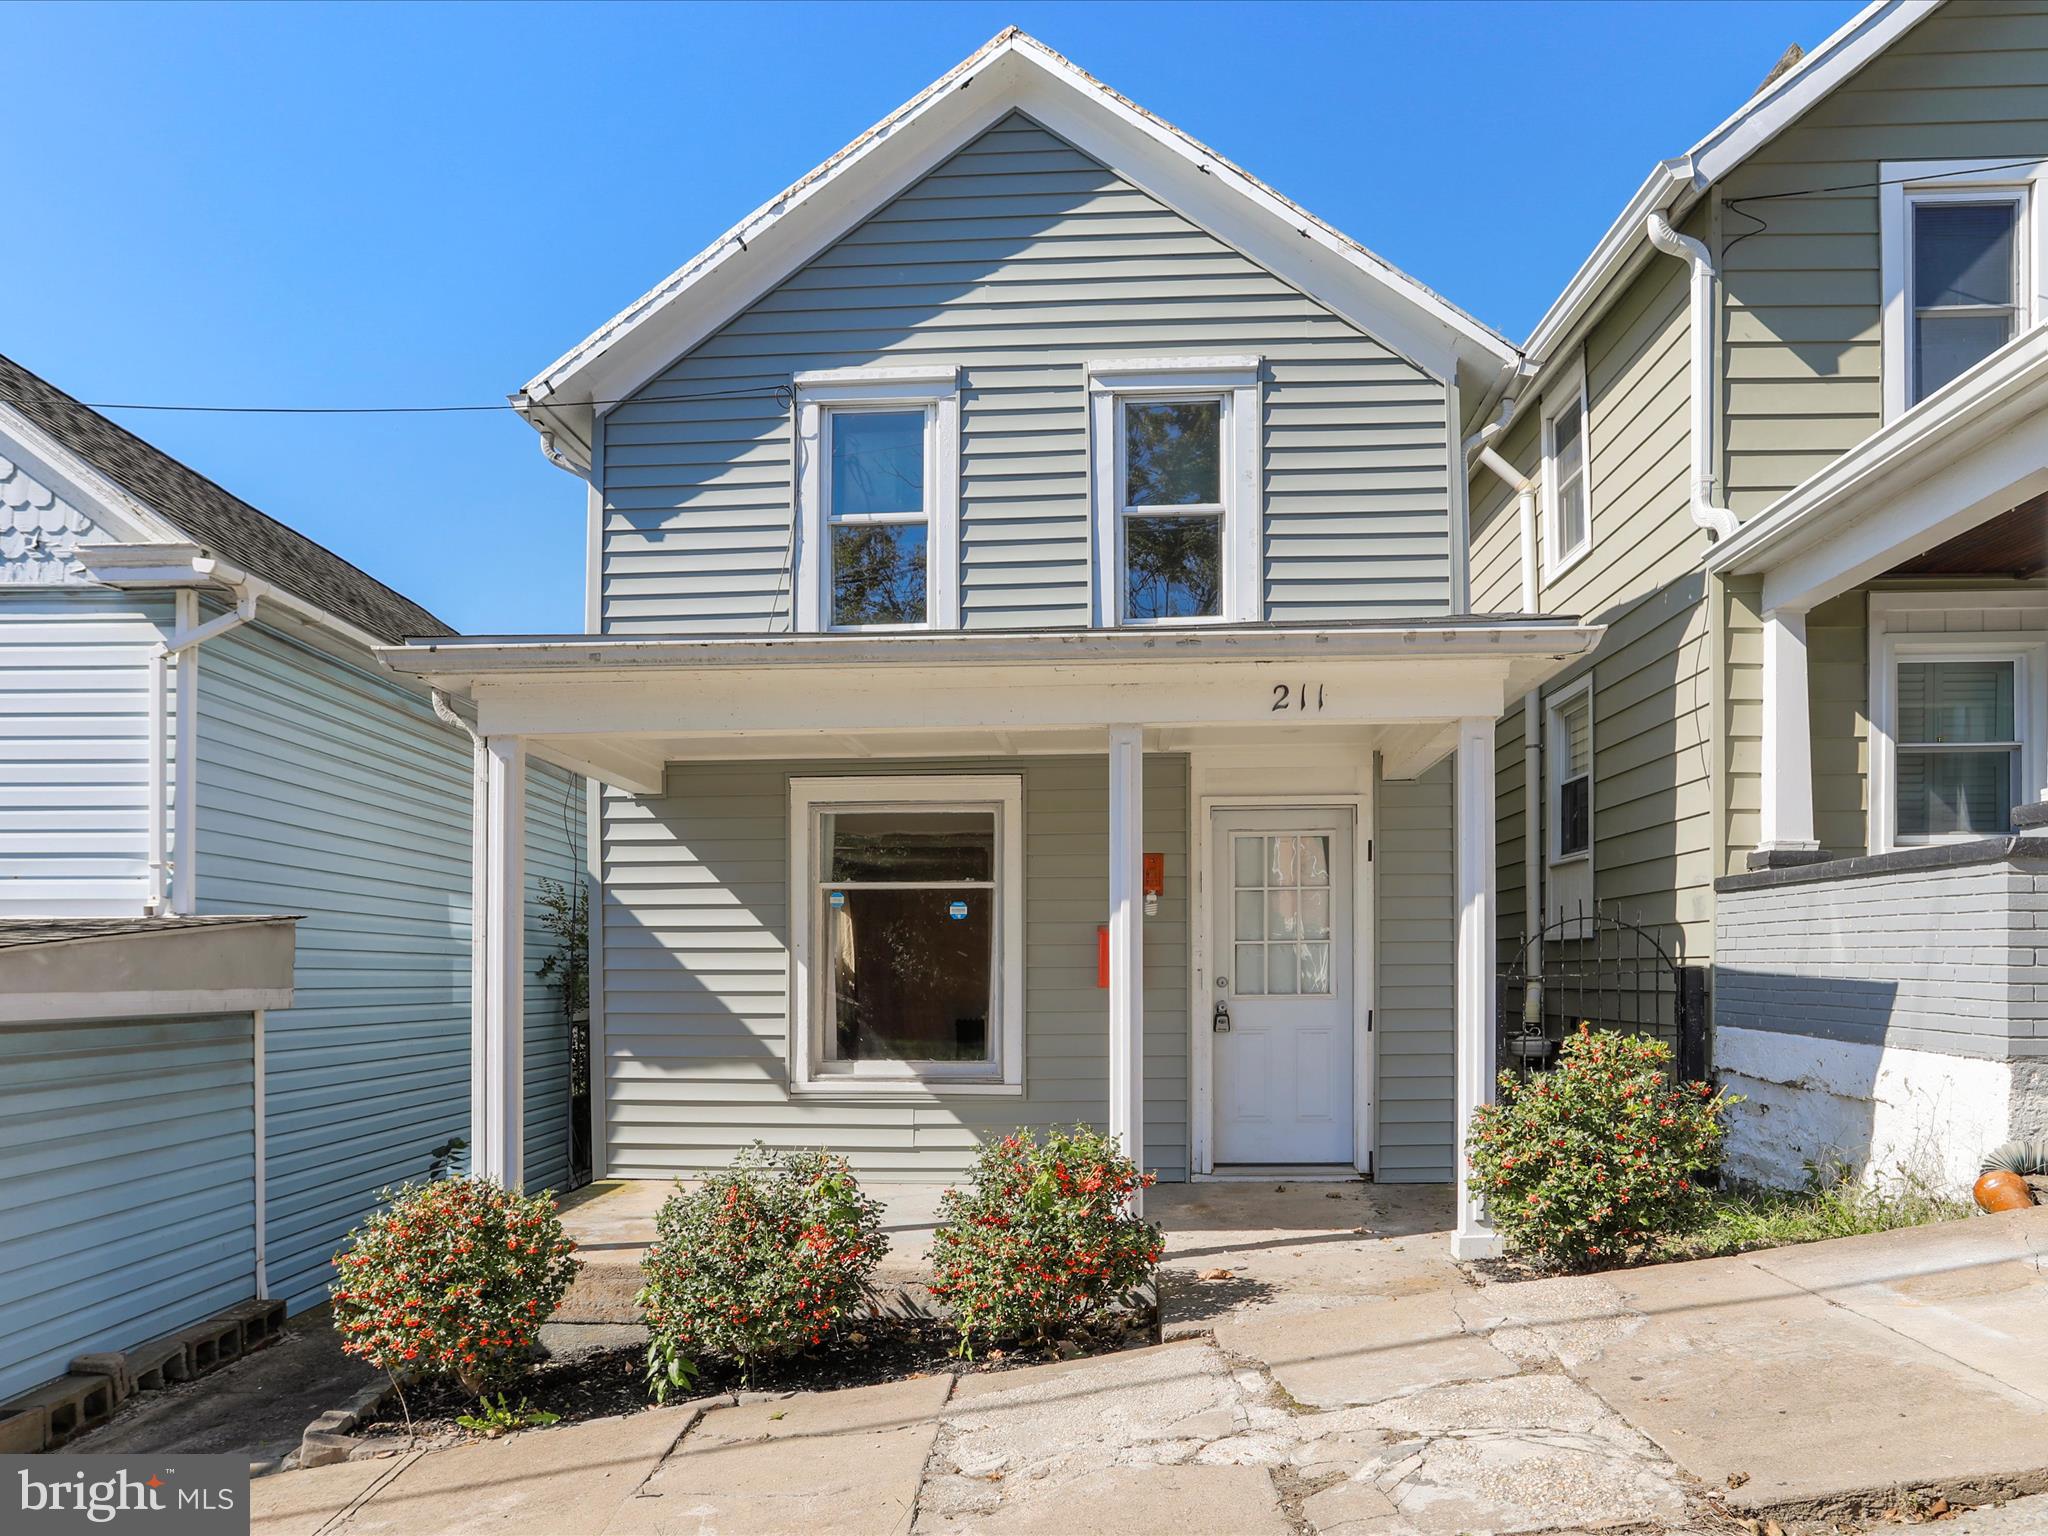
[355,1311,1149,1446]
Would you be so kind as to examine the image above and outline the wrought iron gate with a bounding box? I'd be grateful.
[1497,905,1709,1083]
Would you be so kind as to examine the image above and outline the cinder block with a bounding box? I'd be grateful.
[67,1353,135,1404]
[226,1298,287,1352]
[174,1316,243,1376]
[0,1405,49,1454]
[2,1374,116,1448]
[124,1332,194,1389]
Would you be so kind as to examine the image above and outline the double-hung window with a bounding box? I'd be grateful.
[1087,358,1261,625]
[1881,162,2045,418]
[1893,658,2021,839]
[1541,363,1590,580]
[788,776,1024,1093]
[1547,680,1592,862]
[793,367,960,632]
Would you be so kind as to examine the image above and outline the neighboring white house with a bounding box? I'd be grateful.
[383,29,1602,1261]
[0,353,584,1400]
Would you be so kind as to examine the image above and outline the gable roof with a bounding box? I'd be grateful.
[514,28,1517,470]
[0,352,454,644]
[1514,0,1938,377]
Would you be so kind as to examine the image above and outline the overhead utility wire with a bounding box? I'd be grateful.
[1722,156,2048,257]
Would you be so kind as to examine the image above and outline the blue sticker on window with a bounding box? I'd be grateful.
[948,899,969,920]
[829,891,846,908]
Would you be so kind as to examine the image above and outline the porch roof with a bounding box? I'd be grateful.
[378,617,1600,792]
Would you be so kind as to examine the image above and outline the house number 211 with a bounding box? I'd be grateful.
[1271,683,1326,712]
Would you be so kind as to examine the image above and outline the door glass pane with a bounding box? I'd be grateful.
[1267,941,1299,995]
[1233,944,1264,996]
[1301,888,1331,940]
[1267,888,1301,940]
[1897,749,2014,838]
[1916,312,2016,401]
[1124,400,1221,507]
[1268,837,1296,885]
[830,410,925,516]
[1298,943,1331,994]
[826,810,994,883]
[827,888,992,1063]
[1233,834,1265,886]
[1124,514,1220,621]
[1914,202,2016,309]
[1298,836,1330,886]
[832,523,927,626]
[1234,890,1264,940]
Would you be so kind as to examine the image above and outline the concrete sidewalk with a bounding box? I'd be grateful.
[252,1204,2048,1536]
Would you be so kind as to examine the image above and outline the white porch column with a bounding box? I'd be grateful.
[1452,716,1501,1260]
[1758,606,1819,857]
[1107,725,1145,1189]
[476,734,527,1189]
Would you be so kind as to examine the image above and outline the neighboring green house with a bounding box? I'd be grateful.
[0,355,583,1400]
[1466,0,2047,1194]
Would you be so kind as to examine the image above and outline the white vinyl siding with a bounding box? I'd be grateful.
[601,113,1451,633]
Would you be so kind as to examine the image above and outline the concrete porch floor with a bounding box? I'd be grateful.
[553,1176,1460,1327]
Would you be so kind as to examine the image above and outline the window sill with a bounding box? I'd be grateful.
[789,1077,1024,1099]
[1548,848,1591,867]
[1542,542,1592,587]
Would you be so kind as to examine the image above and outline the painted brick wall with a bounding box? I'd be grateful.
[1714,849,2048,1062]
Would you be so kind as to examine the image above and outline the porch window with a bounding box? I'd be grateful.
[1894,659,2020,839]
[1541,362,1590,580]
[1087,357,1262,625]
[791,366,960,633]
[789,776,1024,1093]
[1548,680,1592,861]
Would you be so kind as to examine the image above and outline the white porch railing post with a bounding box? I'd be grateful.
[1452,716,1501,1260]
[477,734,527,1190]
[1107,725,1145,1198]
[1759,606,1819,856]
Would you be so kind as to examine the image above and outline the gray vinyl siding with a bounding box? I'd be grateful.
[601,112,1451,634]
[600,754,1191,1182]
[0,590,168,917]
[0,1013,256,1400]
[1374,760,1455,1182]
[1717,0,2048,513]
[194,620,580,1311]
[1467,244,1716,958]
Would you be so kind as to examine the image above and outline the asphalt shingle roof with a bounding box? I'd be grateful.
[0,352,455,643]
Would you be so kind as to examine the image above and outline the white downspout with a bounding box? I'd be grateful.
[147,570,258,914]
[252,1006,268,1297]
[1463,411,1546,965]
[1644,214,1741,542]
[432,688,492,1178]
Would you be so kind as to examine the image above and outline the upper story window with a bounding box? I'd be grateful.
[1540,361,1590,582]
[1087,357,1262,626]
[793,366,960,633]
[1881,161,2046,420]
[1547,678,1592,862]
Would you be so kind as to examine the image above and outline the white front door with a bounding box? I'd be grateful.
[1211,809,1355,1165]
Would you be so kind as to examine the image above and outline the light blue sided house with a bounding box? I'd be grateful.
[0,354,583,1402]
[384,33,1602,1260]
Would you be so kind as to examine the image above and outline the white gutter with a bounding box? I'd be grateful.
[1644,214,1741,542]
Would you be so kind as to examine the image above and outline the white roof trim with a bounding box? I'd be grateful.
[1706,325,2048,587]
[1519,0,1939,366]
[515,28,1513,465]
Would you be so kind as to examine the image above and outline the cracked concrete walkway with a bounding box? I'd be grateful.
[252,1195,2048,1536]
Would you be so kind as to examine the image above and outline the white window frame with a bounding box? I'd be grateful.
[1880,159,2048,422]
[1086,356,1262,627]
[1539,358,1591,583]
[793,366,960,634]
[787,775,1024,1096]
[1545,675,1594,865]
[1867,591,2047,853]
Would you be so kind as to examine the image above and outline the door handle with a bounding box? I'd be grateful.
[1212,1000,1232,1033]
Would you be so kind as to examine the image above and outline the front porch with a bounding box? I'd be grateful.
[379,619,1602,1260]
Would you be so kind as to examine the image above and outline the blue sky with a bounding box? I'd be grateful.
[6,0,1854,634]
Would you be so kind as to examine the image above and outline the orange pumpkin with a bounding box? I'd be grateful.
[1973,1170,2037,1213]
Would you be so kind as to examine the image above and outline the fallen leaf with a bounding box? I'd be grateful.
[769,1411,786,1421]
[1928,1498,1950,1517]
[1198,1268,1233,1281]
[1726,1471,1751,1489]
[1762,1520,1784,1536]
[1324,1192,1343,1200]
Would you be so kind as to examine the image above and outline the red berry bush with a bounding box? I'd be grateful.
[927,1126,1160,1354]
[637,1146,886,1393]
[1467,1025,1735,1270]
[330,1178,578,1397]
